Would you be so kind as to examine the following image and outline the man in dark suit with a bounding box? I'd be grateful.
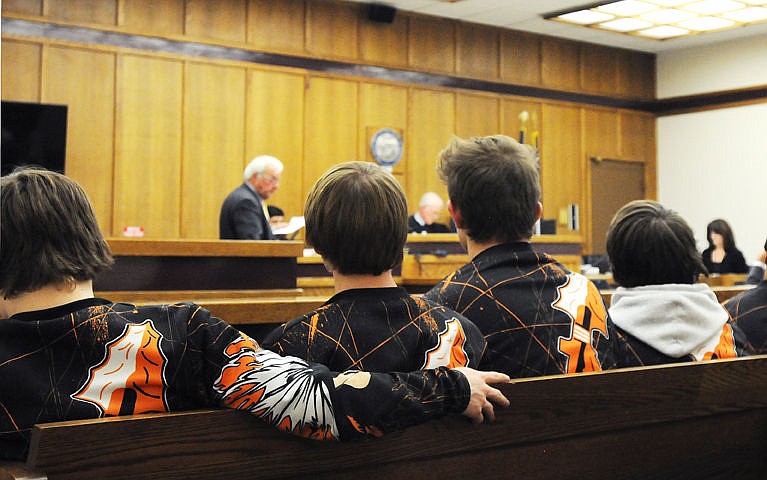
[408,192,451,234]
[219,155,283,240]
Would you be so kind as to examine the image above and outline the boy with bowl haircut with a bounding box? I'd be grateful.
[263,161,485,371]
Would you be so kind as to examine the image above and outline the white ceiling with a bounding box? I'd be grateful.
[345,0,767,53]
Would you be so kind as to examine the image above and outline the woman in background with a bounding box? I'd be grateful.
[701,219,749,274]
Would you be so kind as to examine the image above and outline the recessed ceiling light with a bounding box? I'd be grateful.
[596,0,660,16]
[544,0,767,40]
[636,24,691,37]
[684,0,746,15]
[641,8,697,23]
[557,9,615,24]
[645,0,689,6]
[723,6,767,21]
[679,15,737,29]
[599,17,655,30]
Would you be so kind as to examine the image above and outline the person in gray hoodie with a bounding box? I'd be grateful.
[606,200,751,367]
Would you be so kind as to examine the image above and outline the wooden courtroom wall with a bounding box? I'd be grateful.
[1,0,656,254]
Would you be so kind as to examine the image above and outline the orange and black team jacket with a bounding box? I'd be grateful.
[424,242,618,378]
[0,299,471,461]
[262,287,486,372]
[724,281,767,354]
[609,283,754,367]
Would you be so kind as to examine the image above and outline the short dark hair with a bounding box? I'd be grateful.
[1,168,113,299]
[304,161,407,275]
[267,205,284,217]
[437,135,540,243]
[606,200,707,287]
[706,219,737,251]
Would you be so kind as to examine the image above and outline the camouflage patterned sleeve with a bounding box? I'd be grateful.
[209,331,470,441]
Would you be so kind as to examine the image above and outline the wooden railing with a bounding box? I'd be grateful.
[3,355,766,479]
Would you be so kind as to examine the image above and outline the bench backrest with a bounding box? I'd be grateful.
[4,355,767,479]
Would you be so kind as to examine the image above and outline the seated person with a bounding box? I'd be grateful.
[701,219,749,274]
[408,192,451,234]
[745,237,767,285]
[606,200,751,367]
[423,135,616,378]
[267,205,288,230]
[724,236,767,353]
[267,205,290,240]
[263,162,485,371]
[0,168,509,461]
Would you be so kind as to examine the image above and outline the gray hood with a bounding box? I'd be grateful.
[609,283,728,359]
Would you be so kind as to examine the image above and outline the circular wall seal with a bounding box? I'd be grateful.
[370,128,403,167]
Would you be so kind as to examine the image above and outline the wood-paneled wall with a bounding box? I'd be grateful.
[1,0,656,253]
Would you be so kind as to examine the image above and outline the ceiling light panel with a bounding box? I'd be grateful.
[636,24,691,36]
[596,0,660,15]
[723,6,767,21]
[641,8,697,22]
[679,15,736,28]
[599,17,655,30]
[646,0,690,6]
[546,0,767,40]
[684,0,745,14]
[558,10,615,24]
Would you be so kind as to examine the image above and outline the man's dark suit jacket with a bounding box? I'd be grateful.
[219,183,275,240]
[407,215,451,234]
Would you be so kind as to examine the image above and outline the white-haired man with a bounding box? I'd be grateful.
[220,155,284,240]
[408,192,451,234]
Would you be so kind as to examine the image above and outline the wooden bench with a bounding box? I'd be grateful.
[97,290,327,326]
[3,355,766,479]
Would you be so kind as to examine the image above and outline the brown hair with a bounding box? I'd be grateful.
[1,168,113,298]
[304,161,407,275]
[706,218,737,251]
[437,135,540,243]
[606,200,707,287]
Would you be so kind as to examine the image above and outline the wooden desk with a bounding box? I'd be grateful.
[94,239,303,291]
[700,273,750,287]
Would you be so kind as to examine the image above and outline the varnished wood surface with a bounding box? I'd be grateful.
[6,355,767,479]
[601,284,754,307]
[97,284,754,324]
[198,297,326,325]
[3,0,656,243]
[96,289,304,302]
[106,238,303,257]
[94,293,325,326]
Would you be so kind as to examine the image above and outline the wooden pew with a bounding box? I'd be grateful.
[97,290,327,326]
[3,356,766,479]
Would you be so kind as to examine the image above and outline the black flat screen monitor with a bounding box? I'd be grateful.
[1,101,68,176]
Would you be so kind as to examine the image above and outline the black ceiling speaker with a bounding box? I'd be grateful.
[367,3,397,24]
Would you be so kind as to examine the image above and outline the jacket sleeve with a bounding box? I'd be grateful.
[230,198,266,240]
[746,264,766,285]
[259,315,312,359]
[194,308,470,441]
